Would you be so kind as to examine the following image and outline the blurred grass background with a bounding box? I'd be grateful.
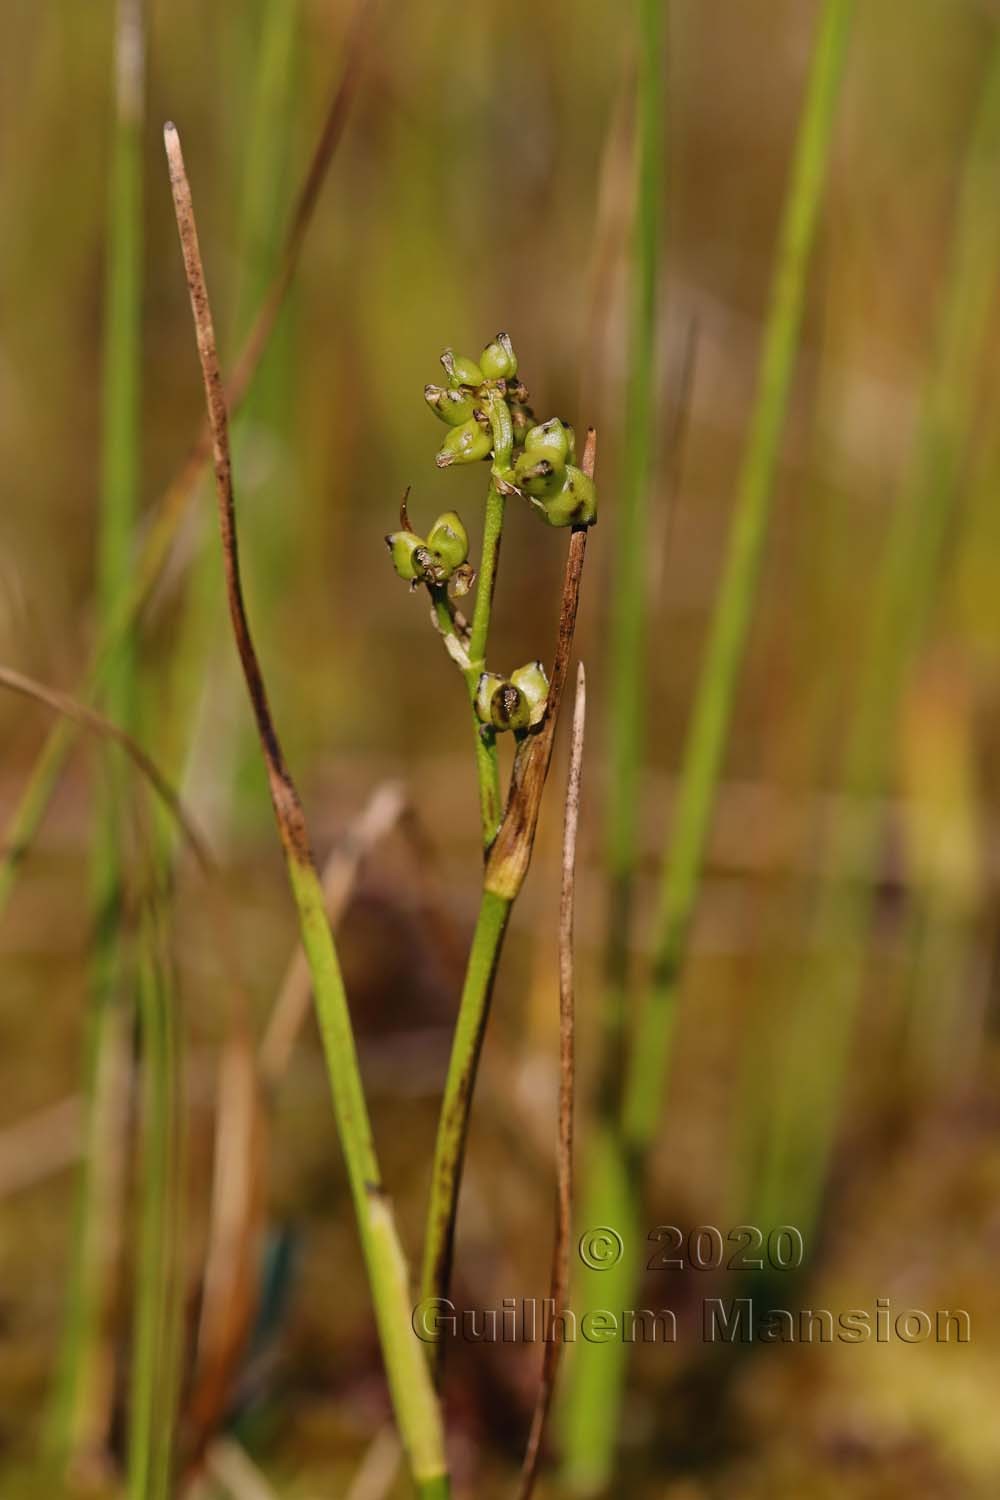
[3,0,1000,1495]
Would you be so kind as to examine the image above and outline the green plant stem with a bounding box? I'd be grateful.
[128,906,182,1500]
[430,561,502,852]
[624,0,853,1153]
[464,393,514,850]
[419,889,512,1323]
[753,36,1000,1235]
[287,858,450,1489]
[560,4,854,1490]
[420,473,593,1391]
[54,0,144,1465]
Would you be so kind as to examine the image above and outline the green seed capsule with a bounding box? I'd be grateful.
[475,672,507,725]
[535,464,598,527]
[510,660,549,725]
[385,530,426,582]
[513,450,563,498]
[436,416,493,468]
[523,417,572,467]
[441,349,484,388]
[427,510,469,573]
[480,332,518,381]
[425,384,477,427]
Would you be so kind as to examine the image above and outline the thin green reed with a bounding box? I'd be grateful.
[53,0,145,1465]
[561,3,855,1490]
[128,904,183,1500]
[754,36,1000,1237]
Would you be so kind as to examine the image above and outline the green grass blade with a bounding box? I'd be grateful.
[560,4,855,1489]
[128,904,183,1500]
[624,0,855,1153]
[753,36,1000,1235]
[52,0,145,1464]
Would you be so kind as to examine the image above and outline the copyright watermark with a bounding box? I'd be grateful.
[577,1226,623,1269]
[410,1295,972,1347]
[574,1223,809,1273]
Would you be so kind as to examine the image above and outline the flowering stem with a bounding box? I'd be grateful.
[463,393,514,850]
[419,887,512,1346]
[420,435,594,1383]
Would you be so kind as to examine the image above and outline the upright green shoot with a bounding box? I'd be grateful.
[53,0,145,1466]
[624,0,854,1155]
[128,904,183,1500]
[754,36,1000,1235]
[561,2,855,1488]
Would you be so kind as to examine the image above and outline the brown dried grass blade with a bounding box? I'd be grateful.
[516,662,586,1500]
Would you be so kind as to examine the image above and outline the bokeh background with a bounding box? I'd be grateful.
[3,0,1000,1495]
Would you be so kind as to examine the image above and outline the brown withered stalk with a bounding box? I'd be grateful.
[163,122,449,1497]
[517,661,586,1500]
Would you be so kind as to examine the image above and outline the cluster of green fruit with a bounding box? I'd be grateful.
[424,333,597,528]
[384,333,596,734]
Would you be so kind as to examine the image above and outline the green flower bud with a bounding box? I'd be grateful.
[534,464,598,527]
[523,417,572,467]
[480,332,518,381]
[475,671,507,725]
[385,529,426,582]
[510,660,549,726]
[427,511,469,574]
[425,384,477,427]
[436,415,493,468]
[441,349,484,388]
[513,450,563,498]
